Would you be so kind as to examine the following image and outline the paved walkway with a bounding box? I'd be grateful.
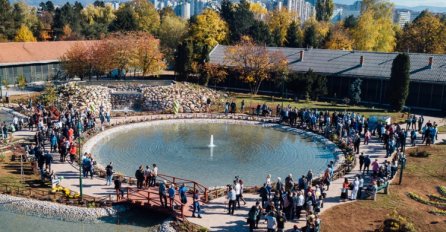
[188,116,446,231]
[10,114,446,231]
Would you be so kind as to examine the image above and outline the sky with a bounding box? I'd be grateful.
[334,0,446,7]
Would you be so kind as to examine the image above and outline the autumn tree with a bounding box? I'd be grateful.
[316,0,334,22]
[80,4,115,39]
[130,32,166,76]
[60,42,92,80]
[131,0,160,33]
[225,36,288,95]
[249,2,267,20]
[325,26,353,50]
[396,11,446,54]
[266,9,294,47]
[201,63,228,87]
[14,24,36,42]
[158,14,187,66]
[351,0,396,52]
[388,53,410,111]
[189,9,228,48]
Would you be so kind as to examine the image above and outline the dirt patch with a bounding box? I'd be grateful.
[321,145,446,232]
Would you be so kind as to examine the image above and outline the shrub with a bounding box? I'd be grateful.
[0,153,5,162]
[377,210,416,232]
[409,150,430,158]
[437,186,446,197]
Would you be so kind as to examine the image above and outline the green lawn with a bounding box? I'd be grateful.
[215,93,405,124]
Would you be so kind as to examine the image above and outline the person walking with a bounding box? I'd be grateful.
[276,210,287,232]
[363,155,371,174]
[179,183,188,206]
[359,152,365,172]
[144,165,151,188]
[105,162,113,186]
[248,206,259,232]
[227,186,236,215]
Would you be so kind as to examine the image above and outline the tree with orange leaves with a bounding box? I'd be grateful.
[60,42,92,80]
[224,36,287,95]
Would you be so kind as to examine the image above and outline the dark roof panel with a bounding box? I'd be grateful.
[209,45,446,83]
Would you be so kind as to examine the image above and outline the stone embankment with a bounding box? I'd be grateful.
[58,82,224,114]
[0,194,123,223]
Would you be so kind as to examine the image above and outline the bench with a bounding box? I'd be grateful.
[364,182,389,200]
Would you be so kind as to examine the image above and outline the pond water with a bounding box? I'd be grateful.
[0,207,165,232]
[91,121,337,187]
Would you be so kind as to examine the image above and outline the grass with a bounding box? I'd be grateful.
[219,93,405,123]
[321,144,446,232]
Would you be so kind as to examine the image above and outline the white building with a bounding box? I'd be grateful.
[284,0,315,23]
[397,11,411,28]
[182,1,191,19]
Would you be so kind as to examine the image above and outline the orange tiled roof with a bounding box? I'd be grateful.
[0,41,97,66]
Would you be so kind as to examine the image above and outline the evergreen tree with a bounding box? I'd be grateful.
[388,53,411,111]
[221,0,255,43]
[109,5,138,31]
[174,40,193,81]
[249,20,272,45]
[349,78,362,104]
[303,24,317,48]
[316,0,334,22]
[344,15,357,29]
[285,21,301,47]
[272,27,282,47]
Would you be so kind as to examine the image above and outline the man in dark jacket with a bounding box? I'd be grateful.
[135,166,144,189]
[363,155,371,174]
[159,180,168,207]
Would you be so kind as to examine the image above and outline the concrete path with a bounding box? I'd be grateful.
[10,114,446,231]
[188,115,446,231]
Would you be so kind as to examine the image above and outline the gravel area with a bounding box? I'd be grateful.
[0,194,125,223]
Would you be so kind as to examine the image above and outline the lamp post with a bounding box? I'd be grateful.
[77,119,83,199]
[398,152,407,185]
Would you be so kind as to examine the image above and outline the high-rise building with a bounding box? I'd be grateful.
[397,11,411,28]
[182,1,191,19]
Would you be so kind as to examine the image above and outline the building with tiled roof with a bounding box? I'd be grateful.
[0,41,96,84]
[210,45,446,112]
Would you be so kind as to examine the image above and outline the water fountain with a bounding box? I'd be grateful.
[208,135,216,147]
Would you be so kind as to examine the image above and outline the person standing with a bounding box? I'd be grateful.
[44,151,53,172]
[341,178,349,202]
[418,116,424,132]
[179,184,188,205]
[114,176,124,201]
[358,175,364,199]
[168,184,176,210]
[354,133,361,154]
[135,166,145,189]
[359,153,365,172]
[372,159,380,177]
[265,212,277,232]
[241,100,245,113]
[276,210,287,232]
[144,165,151,188]
[234,180,241,208]
[105,162,113,186]
[192,189,202,218]
[159,180,168,207]
[351,177,360,200]
[227,186,236,215]
[151,164,158,187]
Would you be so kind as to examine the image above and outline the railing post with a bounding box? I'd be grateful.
[181,204,184,219]
[147,191,150,204]
[173,177,176,185]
